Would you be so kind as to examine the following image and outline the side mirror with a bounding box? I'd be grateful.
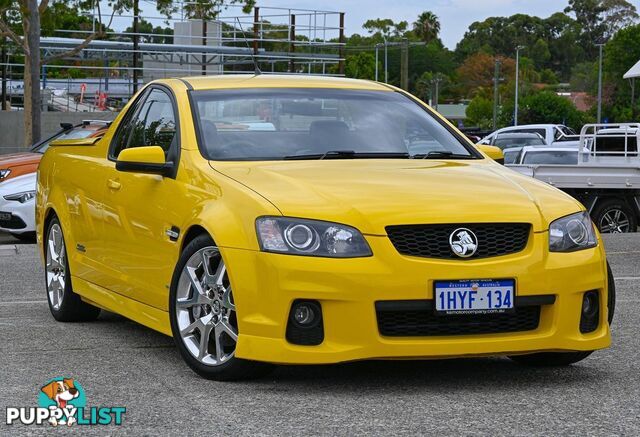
[50,137,101,147]
[476,144,504,164]
[115,146,174,176]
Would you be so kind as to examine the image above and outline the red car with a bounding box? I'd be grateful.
[0,121,110,183]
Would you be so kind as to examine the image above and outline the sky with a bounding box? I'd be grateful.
[258,0,567,48]
[125,0,640,49]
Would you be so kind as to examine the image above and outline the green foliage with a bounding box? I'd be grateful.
[540,68,560,84]
[519,91,586,128]
[412,11,440,44]
[466,96,494,129]
[345,52,378,80]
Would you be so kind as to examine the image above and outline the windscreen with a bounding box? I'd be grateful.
[191,88,476,161]
[522,150,578,165]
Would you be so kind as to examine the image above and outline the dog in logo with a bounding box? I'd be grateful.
[40,379,79,426]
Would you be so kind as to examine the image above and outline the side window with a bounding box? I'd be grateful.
[111,88,177,159]
[127,89,177,155]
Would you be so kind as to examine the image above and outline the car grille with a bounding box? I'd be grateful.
[375,300,541,337]
[386,223,531,260]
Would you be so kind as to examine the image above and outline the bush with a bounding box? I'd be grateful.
[519,91,586,129]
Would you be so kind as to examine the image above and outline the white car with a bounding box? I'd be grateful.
[0,172,36,239]
[480,124,580,147]
[505,146,589,165]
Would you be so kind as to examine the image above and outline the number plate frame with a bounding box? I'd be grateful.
[433,279,516,315]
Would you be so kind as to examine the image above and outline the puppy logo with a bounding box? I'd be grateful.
[38,378,85,427]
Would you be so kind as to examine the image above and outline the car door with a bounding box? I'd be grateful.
[99,86,184,310]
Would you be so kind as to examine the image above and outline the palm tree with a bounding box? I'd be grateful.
[413,11,441,44]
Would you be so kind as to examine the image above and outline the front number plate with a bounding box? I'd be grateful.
[434,279,514,314]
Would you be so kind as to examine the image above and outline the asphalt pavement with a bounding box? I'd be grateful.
[0,232,638,435]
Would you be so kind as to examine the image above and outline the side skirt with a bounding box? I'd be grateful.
[72,276,172,337]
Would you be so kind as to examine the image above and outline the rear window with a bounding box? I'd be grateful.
[493,136,545,149]
[522,150,578,165]
[35,127,100,153]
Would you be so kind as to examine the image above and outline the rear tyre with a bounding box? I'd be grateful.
[508,262,615,367]
[169,234,274,381]
[45,217,100,322]
[592,199,637,233]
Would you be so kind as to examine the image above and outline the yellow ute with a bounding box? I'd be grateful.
[36,75,613,380]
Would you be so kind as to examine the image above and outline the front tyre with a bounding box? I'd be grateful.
[169,234,273,381]
[45,217,100,322]
[509,262,615,367]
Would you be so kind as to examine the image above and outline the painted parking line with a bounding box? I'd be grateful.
[0,300,48,306]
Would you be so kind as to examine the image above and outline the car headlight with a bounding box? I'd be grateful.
[0,169,10,180]
[549,211,597,252]
[3,190,36,203]
[256,217,372,258]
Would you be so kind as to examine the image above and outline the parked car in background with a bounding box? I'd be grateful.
[491,132,546,150]
[0,121,110,183]
[507,123,640,233]
[0,172,36,239]
[0,122,109,241]
[505,146,588,165]
[480,124,580,147]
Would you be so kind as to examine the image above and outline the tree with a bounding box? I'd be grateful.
[601,0,639,40]
[0,0,255,148]
[362,18,407,40]
[456,53,516,97]
[466,96,493,129]
[345,52,377,80]
[519,91,586,128]
[413,11,440,44]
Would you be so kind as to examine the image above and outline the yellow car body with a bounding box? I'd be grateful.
[36,75,611,373]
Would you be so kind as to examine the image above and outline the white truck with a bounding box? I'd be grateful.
[506,123,640,233]
[480,124,581,147]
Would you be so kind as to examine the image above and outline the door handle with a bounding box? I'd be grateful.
[107,179,121,191]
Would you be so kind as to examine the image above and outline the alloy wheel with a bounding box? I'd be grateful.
[46,223,66,310]
[175,246,238,366]
[599,209,631,233]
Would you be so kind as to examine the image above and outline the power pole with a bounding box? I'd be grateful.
[400,38,409,90]
[132,0,139,94]
[596,43,604,123]
[492,58,501,130]
[514,46,524,126]
[1,10,6,110]
[432,74,442,111]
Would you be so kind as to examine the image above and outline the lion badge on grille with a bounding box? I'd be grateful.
[449,228,478,258]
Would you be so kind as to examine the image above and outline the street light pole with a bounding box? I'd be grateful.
[493,59,501,130]
[514,46,524,126]
[383,36,388,83]
[375,44,379,81]
[596,43,604,123]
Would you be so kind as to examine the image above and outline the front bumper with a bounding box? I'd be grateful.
[0,197,35,234]
[225,231,610,365]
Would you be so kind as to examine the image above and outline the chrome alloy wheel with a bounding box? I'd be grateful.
[46,223,66,310]
[175,246,238,366]
[599,209,631,233]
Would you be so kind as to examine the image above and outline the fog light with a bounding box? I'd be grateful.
[293,304,316,326]
[580,291,600,334]
[582,292,598,317]
[286,300,324,345]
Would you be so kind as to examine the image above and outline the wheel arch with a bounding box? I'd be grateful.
[180,224,214,253]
